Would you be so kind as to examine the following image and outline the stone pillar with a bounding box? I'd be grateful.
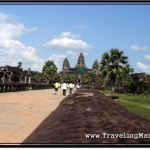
[8,71,13,83]
[19,77,22,83]
[7,85,10,91]
[1,76,6,83]
[28,77,31,84]
[25,76,27,83]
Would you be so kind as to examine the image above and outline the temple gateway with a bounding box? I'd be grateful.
[60,52,100,84]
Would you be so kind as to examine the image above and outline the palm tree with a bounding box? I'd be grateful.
[100,48,133,95]
[100,52,110,87]
[116,64,134,92]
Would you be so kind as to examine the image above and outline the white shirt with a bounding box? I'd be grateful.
[61,83,67,90]
[69,83,74,89]
[76,84,80,88]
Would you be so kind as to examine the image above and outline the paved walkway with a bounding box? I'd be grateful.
[0,88,70,144]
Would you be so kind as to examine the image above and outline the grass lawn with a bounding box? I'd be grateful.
[102,90,150,121]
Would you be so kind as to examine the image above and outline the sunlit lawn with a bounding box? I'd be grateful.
[102,90,150,121]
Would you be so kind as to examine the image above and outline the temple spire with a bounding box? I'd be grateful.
[76,52,86,68]
[62,57,70,72]
[92,59,99,70]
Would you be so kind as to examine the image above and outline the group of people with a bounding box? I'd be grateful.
[54,81,80,96]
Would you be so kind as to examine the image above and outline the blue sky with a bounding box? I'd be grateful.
[0,3,150,73]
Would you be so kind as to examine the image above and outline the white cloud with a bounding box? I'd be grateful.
[66,50,76,56]
[136,62,150,74]
[65,50,88,61]
[43,32,94,50]
[47,54,66,72]
[59,32,80,39]
[83,52,88,56]
[66,50,78,59]
[0,12,43,71]
[75,25,92,29]
[130,45,148,51]
[144,55,150,60]
[0,17,38,41]
[0,40,44,71]
[0,12,9,21]
[137,62,148,70]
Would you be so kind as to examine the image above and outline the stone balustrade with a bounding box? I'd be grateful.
[0,83,52,93]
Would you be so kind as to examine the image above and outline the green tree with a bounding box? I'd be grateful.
[100,52,110,87]
[116,64,134,88]
[100,48,133,95]
[54,73,61,82]
[33,71,41,82]
[128,81,150,95]
[42,61,58,83]
[95,75,103,86]
[81,73,92,85]
[62,74,75,83]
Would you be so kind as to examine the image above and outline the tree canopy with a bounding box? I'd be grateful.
[62,74,75,83]
[100,48,134,95]
[81,73,92,85]
[42,60,59,83]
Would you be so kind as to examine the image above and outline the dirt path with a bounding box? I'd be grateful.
[0,88,69,144]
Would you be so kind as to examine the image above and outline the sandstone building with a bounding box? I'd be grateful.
[60,52,99,83]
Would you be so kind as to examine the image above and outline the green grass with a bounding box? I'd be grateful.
[102,90,150,121]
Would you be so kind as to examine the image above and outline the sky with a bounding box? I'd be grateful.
[0,3,150,74]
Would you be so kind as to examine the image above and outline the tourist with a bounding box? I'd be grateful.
[61,82,67,96]
[76,84,80,91]
[54,81,60,95]
[68,82,74,95]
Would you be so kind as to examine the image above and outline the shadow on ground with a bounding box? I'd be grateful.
[22,89,150,144]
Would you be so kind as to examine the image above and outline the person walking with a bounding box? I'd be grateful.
[76,84,80,90]
[61,82,67,96]
[54,81,60,95]
[69,82,74,95]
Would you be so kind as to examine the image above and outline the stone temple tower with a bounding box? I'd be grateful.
[62,57,70,72]
[76,52,86,68]
[92,59,99,70]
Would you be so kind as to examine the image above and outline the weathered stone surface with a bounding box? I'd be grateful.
[76,52,86,68]
[62,58,70,72]
[23,89,150,144]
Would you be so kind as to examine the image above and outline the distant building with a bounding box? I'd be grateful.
[0,64,44,84]
[60,52,99,83]
[131,73,150,83]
